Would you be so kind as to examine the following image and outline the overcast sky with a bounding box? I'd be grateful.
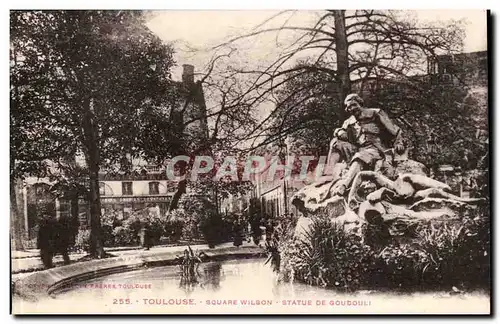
[146,10,488,81]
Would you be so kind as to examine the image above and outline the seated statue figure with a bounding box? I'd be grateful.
[326,93,405,197]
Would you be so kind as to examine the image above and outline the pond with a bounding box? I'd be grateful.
[14,258,490,314]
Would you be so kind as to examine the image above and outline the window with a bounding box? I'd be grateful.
[149,182,159,195]
[99,182,106,195]
[442,74,452,83]
[59,200,71,219]
[122,182,133,195]
[431,62,437,74]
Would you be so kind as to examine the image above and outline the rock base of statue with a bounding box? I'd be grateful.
[291,153,487,245]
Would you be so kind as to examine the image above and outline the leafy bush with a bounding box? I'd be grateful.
[164,217,185,242]
[93,196,257,248]
[122,211,147,235]
[200,211,225,248]
[75,229,91,253]
[172,196,211,241]
[277,207,490,292]
[279,217,374,291]
[143,212,166,245]
[111,226,137,246]
[232,218,245,247]
[101,210,122,246]
[172,208,199,241]
[99,207,170,247]
[416,212,490,290]
[175,195,233,246]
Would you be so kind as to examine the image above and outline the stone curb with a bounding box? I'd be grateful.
[11,242,209,260]
[13,246,265,302]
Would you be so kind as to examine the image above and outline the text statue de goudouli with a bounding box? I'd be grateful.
[291,93,486,241]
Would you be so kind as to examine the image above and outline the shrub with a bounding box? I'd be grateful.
[232,219,245,247]
[277,206,490,292]
[164,217,185,242]
[174,195,233,246]
[122,211,146,235]
[372,243,431,290]
[101,210,123,246]
[173,196,211,241]
[280,217,374,291]
[416,212,490,290]
[117,209,165,246]
[200,212,225,248]
[146,212,168,245]
[111,226,137,246]
[75,229,91,253]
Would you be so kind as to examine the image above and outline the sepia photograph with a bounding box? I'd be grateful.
[10,9,491,315]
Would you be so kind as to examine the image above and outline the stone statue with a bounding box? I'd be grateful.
[348,171,485,226]
[290,93,486,243]
[326,93,405,197]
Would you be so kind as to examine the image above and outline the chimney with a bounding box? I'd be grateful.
[182,64,195,84]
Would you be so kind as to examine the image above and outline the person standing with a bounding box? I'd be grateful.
[37,214,56,269]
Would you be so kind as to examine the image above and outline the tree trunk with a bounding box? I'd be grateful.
[167,153,189,213]
[82,98,105,258]
[71,193,79,225]
[10,177,24,251]
[333,10,351,119]
[10,46,25,251]
[214,185,219,214]
[69,191,80,245]
[168,179,187,213]
[88,162,104,258]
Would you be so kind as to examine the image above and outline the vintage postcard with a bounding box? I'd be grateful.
[10,9,490,315]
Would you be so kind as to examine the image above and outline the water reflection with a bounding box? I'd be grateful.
[39,257,490,315]
[176,246,225,293]
[203,262,223,290]
[179,261,224,293]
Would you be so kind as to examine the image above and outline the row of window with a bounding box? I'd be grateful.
[99,181,161,196]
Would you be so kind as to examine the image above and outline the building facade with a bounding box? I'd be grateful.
[427,50,487,87]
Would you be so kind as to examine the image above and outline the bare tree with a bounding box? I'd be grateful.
[137,49,258,213]
[205,10,465,152]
